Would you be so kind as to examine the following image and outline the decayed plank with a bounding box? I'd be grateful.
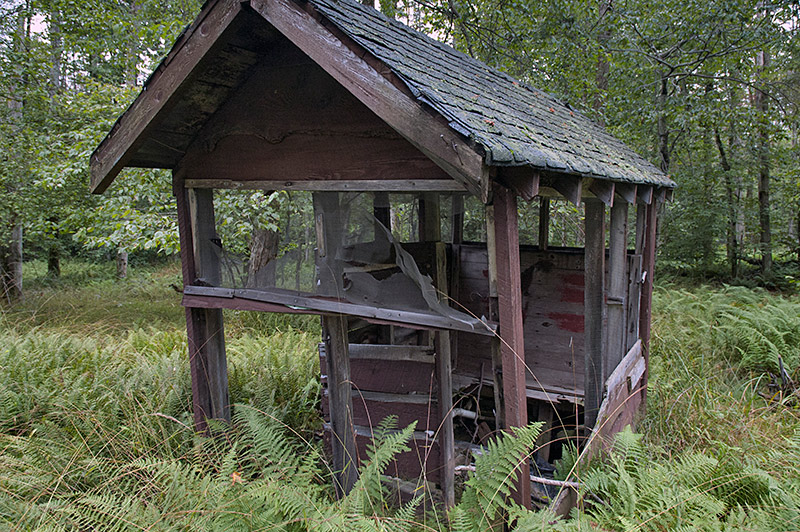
[606,200,628,377]
[347,344,434,363]
[183,178,465,191]
[491,181,531,508]
[182,285,494,335]
[594,340,644,441]
[91,0,243,193]
[249,0,485,195]
[583,199,605,430]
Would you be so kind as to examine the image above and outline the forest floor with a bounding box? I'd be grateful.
[2,259,800,530]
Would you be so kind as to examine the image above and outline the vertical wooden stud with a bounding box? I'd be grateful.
[373,191,391,234]
[606,200,628,377]
[491,182,530,508]
[176,184,230,431]
[419,192,441,242]
[451,194,464,244]
[313,192,358,497]
[583,199,605,431]
[434,241,455,508]
[638,202,658,405]
[538,197,550,250]
[485,204,504,430]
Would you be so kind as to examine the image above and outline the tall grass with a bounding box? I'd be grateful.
[3,263,800,530]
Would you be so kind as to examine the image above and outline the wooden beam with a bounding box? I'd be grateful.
[583,199,605,431]
[91,0,243,193]
[637,185,653,205]
[347,344,434,363]
[664,188,674,202]
[249,0,485,196]
[606,200,628,378]
[183,178,466,192]
[499,169,540,201]
[550,175,582,206]
[588,179,615,207]
[182,285,494,335]
[491,181,531,508]
[419,193,441,242]
[538,197,550,250]
[314,192,358,497]
[654,187,667,204]
[615,183,637,204]
[178,184,230,431]
[638,202,658,407]
[431,242,455,508]
[451,194,464,244]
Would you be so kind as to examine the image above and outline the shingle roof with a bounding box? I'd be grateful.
[309,0,675,188]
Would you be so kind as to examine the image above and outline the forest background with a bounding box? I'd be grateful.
[0,0,799,294]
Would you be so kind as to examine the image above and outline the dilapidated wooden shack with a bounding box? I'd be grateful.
[90,0,675,508]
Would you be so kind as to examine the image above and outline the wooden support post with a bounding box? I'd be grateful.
[638,202,658,406]
[373,191,391,234]
[583,199,605,431]
[485,204,504,430]
[490,182,530,508]
[606,200,628,377]
[451,194,464,244]
[177,185,230,431]
[314,192,358,497]
[433,241,455,508]
[538,197,550,250]
[419,192,441,241]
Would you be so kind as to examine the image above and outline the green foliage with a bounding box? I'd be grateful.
[450,422,542,530]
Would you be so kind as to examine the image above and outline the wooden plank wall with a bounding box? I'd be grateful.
[320,343,442,482]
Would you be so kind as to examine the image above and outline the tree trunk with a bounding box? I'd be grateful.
[247,227,280,288]
[1,225,23,303]
[657,72,670,173]
[48,243,60,278]
[755,49,772,278]
[116,250,128,279]
[715,128,741,278]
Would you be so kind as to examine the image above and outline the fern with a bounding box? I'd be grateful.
[450,422,542,531]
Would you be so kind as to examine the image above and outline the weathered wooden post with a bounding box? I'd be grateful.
[583,199,605,430]
[175,180,230,432]
[314,192,358,497]
[606,199,629,375]
[490,182,531,508]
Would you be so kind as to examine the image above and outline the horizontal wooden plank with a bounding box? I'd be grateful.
[347,344,435,363]
[184,178,465,192]
[184,285,495,335]
[322,390,438,430]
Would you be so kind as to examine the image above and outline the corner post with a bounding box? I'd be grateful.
[583,199,605,430]
[490,181,530,508]
[175,179,230,432]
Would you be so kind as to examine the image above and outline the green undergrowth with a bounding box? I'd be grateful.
[3,262,800,530]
